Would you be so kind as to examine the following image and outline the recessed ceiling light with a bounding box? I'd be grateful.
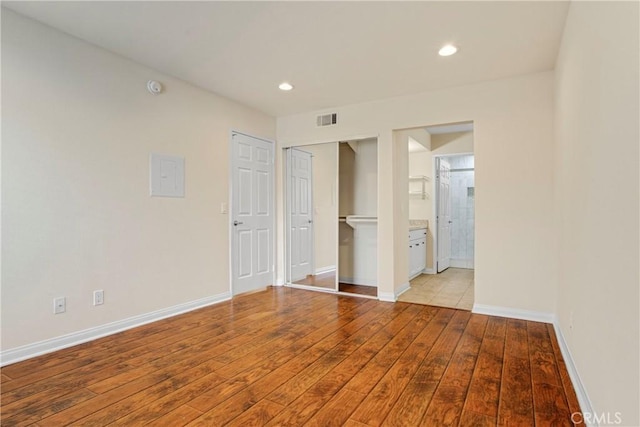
[278,82,294,91]
[438,44,458,57]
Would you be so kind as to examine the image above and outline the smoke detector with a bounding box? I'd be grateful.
[147,80,163,95]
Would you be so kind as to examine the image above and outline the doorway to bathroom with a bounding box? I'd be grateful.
[398,122,475,310]
[437,154,475,271]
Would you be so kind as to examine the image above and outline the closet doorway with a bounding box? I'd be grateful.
[284,139,379,298]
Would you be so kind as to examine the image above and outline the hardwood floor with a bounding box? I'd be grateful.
[0,287,582,426]
[338,283,378,298]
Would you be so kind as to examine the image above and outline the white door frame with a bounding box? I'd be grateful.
[228,130,276,296]
[436,157,452,273]
[285,148,292,284]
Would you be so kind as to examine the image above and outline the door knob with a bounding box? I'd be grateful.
[308,220,313,224]
[233,220,244,226]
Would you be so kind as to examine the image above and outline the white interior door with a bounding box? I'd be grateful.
[437,158,452,272]
[231,132,274,295]
[288,148,314,281]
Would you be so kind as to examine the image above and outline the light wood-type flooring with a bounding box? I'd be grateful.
[400,268,474,310]
[1,287,582,426]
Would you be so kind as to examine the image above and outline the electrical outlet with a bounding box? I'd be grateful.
[53,297,66,314]
[93,290,104,306]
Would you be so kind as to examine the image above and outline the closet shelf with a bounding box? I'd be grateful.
[409,191,429,200]
[345,215,378,228]
[409,175,430,200]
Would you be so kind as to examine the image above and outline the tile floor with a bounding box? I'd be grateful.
[398,268,474,310]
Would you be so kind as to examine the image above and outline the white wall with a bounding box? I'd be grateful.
[1,10,275,353]
[278,71,556,308]
[431,131,474,156]
[338,144,356,216]
[352,139,378,216]
[408,130,433,222]
[392,131,409,290]
[554,2,639,424]
[408,150,432,219]
[404,128,433,272]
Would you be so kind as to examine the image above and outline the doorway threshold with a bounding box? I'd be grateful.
[284,283,379,300]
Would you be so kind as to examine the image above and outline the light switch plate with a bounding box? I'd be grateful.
[150,153,185,197]
[53,297,66,314]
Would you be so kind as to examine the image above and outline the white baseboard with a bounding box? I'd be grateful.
[552,320,595,426]
[0,292,232,367]
[472,304,555,323]
[422,268,436,275]
[450,258,474,269]
[274,278,285,286]
[315,265,336,275]
[395,282,411,298]
[378,282,411,302]
[378,291,396,302]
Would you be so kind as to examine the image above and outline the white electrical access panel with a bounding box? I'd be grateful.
[150,153,185,197]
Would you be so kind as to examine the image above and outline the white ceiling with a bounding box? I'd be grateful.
[3,1,570,117]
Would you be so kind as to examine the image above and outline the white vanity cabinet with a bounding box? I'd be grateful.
[408,228,427,279]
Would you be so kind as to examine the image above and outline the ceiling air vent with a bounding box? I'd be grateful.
[316,113,338,127]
